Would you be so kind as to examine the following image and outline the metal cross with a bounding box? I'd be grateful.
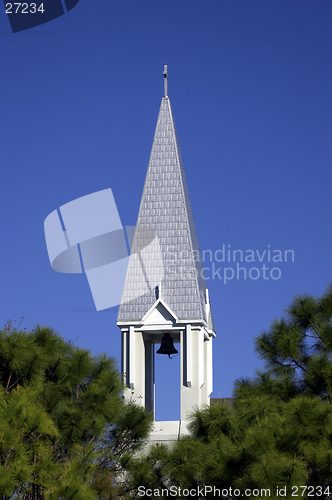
[163,64,169,97]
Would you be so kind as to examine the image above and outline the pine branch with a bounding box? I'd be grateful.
[5,371,12,391]
[289,355,308,372]
[33,434,43,444]
[7,376,21,391]
[87,435,96,446]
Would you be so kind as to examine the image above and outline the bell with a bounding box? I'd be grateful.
[156,333,178,358]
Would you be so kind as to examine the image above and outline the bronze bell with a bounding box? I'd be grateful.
[156,333,178,358]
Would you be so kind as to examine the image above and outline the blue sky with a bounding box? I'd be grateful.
[1,1,331,420]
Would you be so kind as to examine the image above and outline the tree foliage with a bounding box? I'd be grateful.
[130,284,332,498]
[0,323,153,500]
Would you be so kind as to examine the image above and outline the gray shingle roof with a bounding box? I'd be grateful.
[117,97,214,328]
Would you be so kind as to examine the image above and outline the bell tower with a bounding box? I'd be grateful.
[117,66,216,442]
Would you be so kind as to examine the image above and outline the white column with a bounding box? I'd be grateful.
[183,324,192,387]
[206,336,213,397]
[198,329,204,389]
[121,329,127,386]
[129,325,135,389]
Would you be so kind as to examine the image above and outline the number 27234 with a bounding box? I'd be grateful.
[6,3,45,14]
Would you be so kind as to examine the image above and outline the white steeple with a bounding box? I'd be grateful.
[117,67,215,442]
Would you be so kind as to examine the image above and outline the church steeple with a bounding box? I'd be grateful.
[117,68,215,441]
[118,71,214,332]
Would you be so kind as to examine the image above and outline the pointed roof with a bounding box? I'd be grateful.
[117,95,214,332]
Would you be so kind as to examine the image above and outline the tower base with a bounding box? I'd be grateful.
[149,420,190,444]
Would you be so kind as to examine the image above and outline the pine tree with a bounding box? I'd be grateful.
[0,323,153,500]
[130,284,332,498]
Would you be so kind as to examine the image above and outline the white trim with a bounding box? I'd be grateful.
[138,325,184,332]
[117,318,208,327]
[141,298,179,323]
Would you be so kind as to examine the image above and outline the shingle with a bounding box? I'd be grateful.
[117,97,213,327]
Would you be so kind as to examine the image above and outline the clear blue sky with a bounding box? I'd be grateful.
[1,1,331,420]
